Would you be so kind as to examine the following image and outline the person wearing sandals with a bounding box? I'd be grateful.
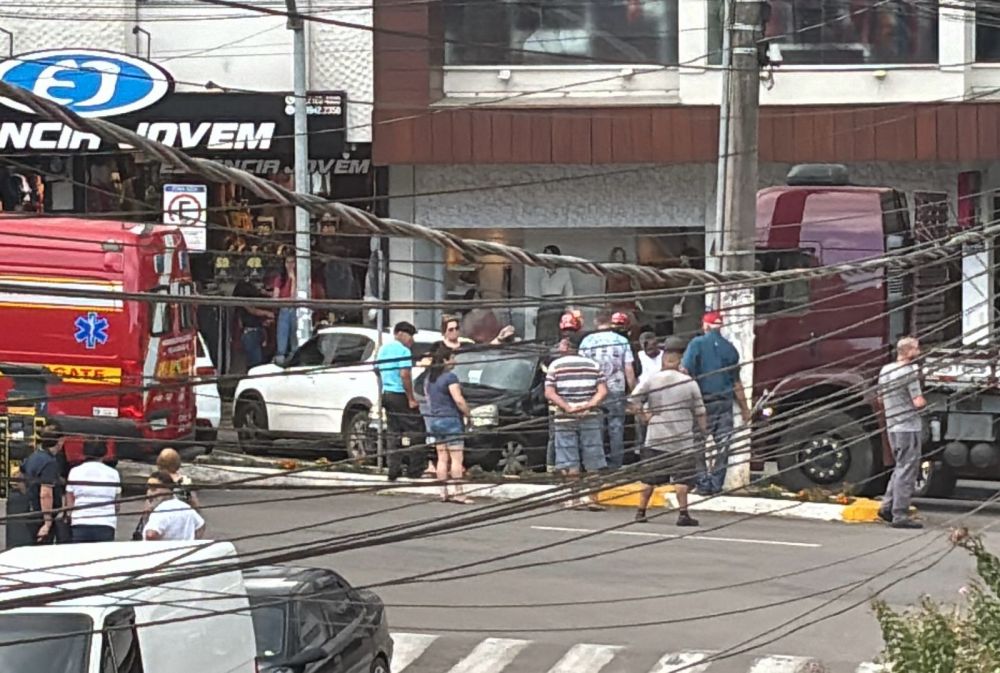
[425,345,473,503]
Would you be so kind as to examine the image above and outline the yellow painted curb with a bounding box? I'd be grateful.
[597,482,676,508]
[842,498,918,523]
[841,498,882,522]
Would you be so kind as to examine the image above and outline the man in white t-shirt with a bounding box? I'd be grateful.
[143,471,206,541]
[66,440,122,543]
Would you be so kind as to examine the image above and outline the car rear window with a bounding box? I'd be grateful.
[248,598,287,659]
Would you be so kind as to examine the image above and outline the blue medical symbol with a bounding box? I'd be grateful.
[74,312,110,349]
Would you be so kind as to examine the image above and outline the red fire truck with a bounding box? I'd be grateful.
[0,217,198,462]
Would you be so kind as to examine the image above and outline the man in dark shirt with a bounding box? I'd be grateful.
[681,311,751,495]
[20,432,66,544]
[233,280,273,370]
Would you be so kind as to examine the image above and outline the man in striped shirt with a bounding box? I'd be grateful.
[545,334,608,510]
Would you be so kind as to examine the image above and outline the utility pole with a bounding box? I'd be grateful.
[286,0,312,347]
[714,0,765,491]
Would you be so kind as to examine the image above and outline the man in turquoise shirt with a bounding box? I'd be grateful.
[376,321,421,480]
[682,311,751,494]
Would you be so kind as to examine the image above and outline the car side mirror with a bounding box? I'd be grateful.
[281,647,326,672]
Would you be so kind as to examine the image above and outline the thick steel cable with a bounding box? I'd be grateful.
[0,78,993,291]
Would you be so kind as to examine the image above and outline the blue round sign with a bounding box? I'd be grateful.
[0,49,172,118]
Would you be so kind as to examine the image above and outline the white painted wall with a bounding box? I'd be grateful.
[409,162,965,232]
[5,0,373,143]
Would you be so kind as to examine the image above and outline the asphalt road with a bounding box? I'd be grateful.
[138,487,999,673]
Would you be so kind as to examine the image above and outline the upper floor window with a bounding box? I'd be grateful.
[709,0,938,65]
[977,8,1000,61]
[443,0,678,66]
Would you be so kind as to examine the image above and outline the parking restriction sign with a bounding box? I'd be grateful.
[163,184,208,252]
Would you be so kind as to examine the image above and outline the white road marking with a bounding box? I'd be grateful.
[546,643,621,673]
[530,525,822,549]
[445,637,530,673]
[748,654,822,673]
[649,651,712,673]
[390,632,438,672]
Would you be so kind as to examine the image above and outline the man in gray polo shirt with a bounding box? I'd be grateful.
[877,336,927,529]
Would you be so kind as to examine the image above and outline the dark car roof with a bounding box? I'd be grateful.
[243,565,346,595]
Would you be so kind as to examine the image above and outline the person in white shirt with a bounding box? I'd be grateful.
[65,440,121,543]
[636,333,664,449]
[143,471,206,541]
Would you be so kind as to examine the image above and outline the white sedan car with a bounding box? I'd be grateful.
[232,326,437,457]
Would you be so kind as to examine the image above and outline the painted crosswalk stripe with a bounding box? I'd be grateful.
[445,637,530,673]
[390,633,438,672]
[856,664,887,673]
[749,654,822,673]
[649,651,712,673]
[547,643,622,673]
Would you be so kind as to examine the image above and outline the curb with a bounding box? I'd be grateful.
[119,461,885,524]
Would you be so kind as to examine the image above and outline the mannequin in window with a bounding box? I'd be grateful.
[605,246,640,329]
[535,245,575,344]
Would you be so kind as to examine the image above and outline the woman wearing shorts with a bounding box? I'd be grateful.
[426,346,473,503]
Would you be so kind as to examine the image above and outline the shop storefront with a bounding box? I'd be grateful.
[0,49,387,378]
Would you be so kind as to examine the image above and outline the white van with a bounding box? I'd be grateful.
[0,541,257,673]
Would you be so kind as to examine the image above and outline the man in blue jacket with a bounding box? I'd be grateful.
[681,311,751,495]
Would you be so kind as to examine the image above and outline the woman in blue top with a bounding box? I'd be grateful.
[425,345,472,503]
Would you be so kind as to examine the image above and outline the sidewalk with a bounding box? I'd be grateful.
[118,455,886,524]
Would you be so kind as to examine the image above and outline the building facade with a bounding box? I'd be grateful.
[0,0,382,374]
[373,0,1000,336]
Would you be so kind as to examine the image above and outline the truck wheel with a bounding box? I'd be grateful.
[776,411,876,495]
[914,460,957,498]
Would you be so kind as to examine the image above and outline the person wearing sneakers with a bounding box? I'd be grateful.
[681,311,751,494]
[629,337,707,526]
[877,336,927,529]
[545,333,608,511]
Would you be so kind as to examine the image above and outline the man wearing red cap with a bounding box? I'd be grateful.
[681,311,751,494]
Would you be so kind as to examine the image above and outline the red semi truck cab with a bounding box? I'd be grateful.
[751,164,916,495]
[0,217,198,463]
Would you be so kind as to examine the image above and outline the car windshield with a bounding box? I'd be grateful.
[248,598,288,660]
[452,349,538,392]
[0,613,91,673]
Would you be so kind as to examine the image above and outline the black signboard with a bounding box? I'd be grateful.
[0,91,346,160]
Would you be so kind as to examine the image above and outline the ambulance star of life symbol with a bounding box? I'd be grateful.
[74,312,110,350]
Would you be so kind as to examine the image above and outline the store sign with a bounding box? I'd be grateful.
[163,184,208,252]
[209,157,372,176]
[0,91,345,157]
[0,49,346,158]
[0,49,172,118]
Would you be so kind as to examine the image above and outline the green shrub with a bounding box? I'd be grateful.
[873,532,1000,673]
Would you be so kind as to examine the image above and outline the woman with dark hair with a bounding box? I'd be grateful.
[425,345,473,503]
[65,439,121,543]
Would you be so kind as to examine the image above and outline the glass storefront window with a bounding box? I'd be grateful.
[443,0,678,66]
[977,9,1000,61]
[708,0,938,65]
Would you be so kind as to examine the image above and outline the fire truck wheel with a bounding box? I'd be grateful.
[776,410,875,495]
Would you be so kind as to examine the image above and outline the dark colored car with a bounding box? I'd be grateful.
[243,565,393,673]
[442,345,551,474]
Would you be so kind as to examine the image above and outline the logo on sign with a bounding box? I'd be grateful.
[0,49,172,118]
[73,312,110,350]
